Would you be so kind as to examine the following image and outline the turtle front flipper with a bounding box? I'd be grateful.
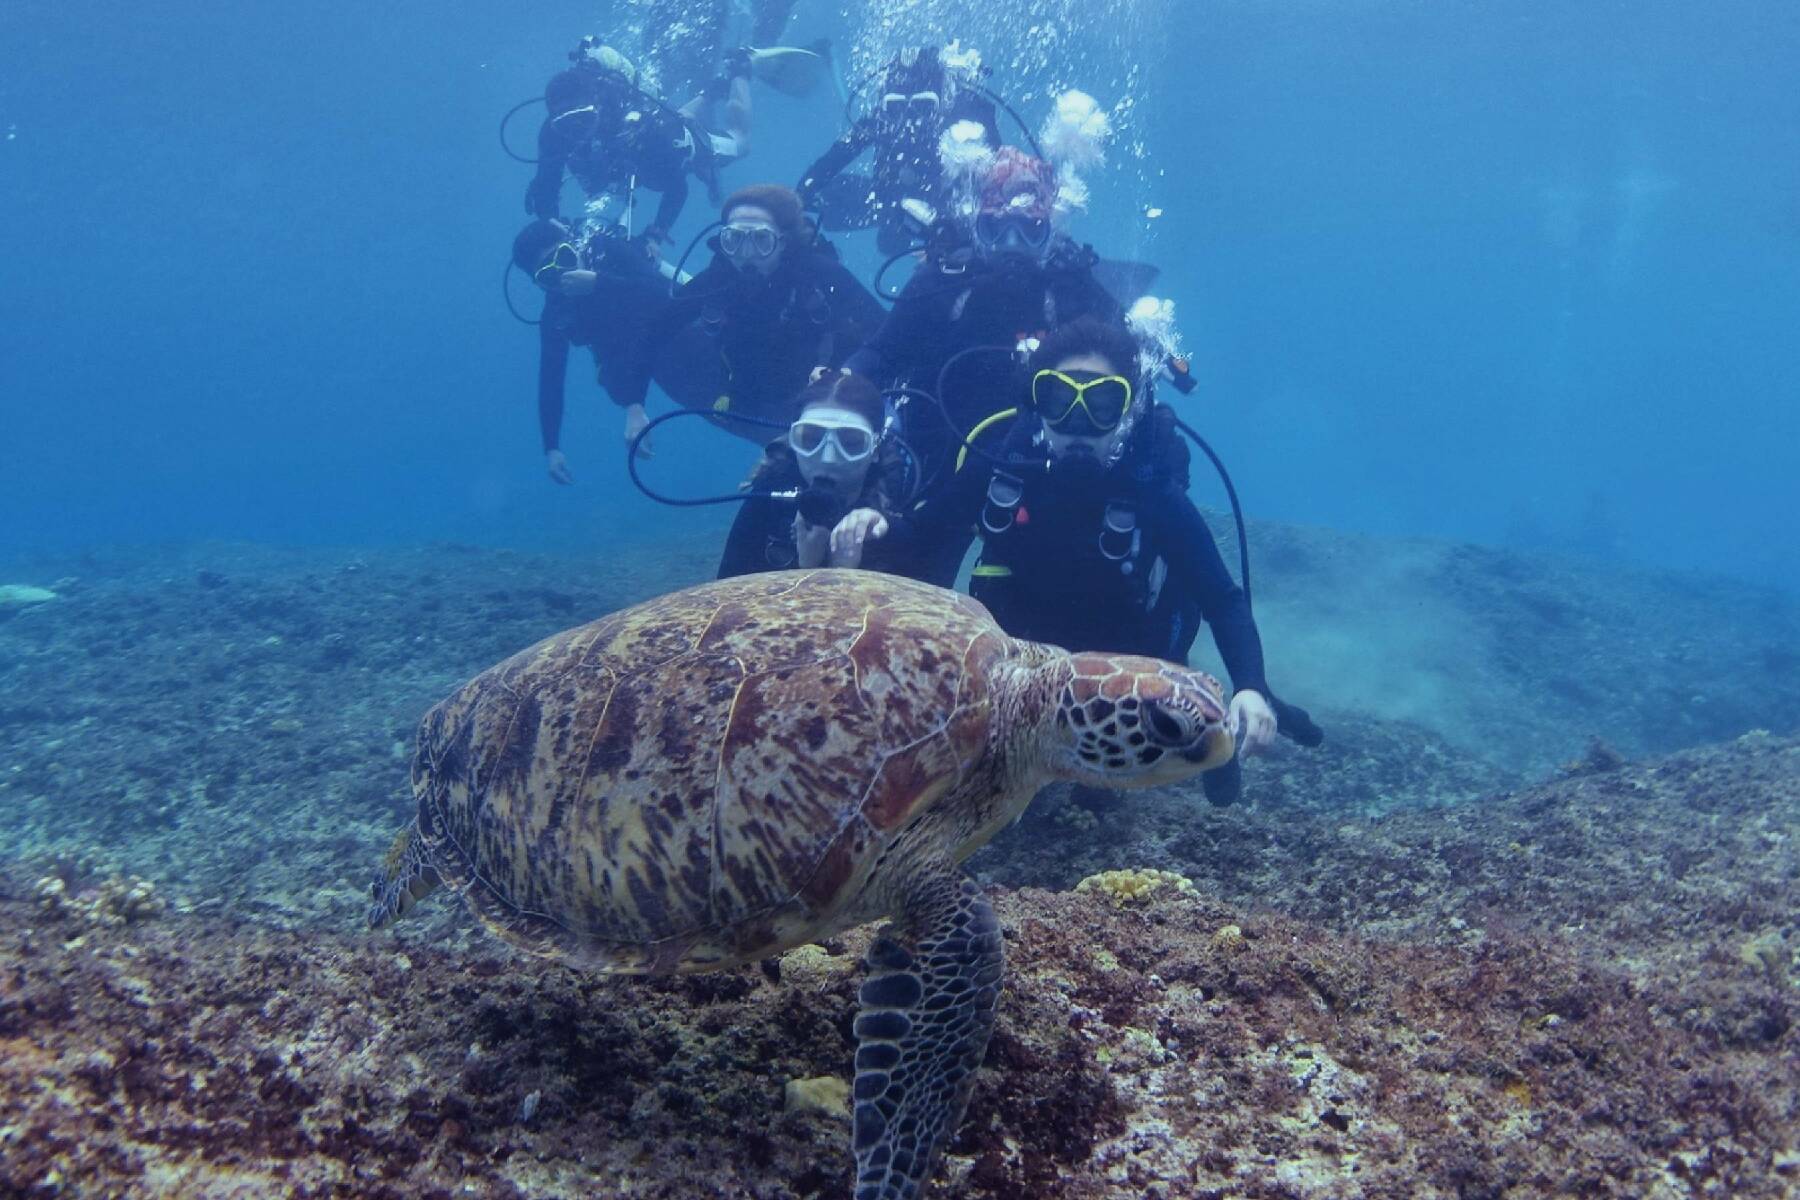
[366,820,441,930]
[851,871,1002,1200]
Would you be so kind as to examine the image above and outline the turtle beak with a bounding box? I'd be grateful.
[1182,725,1235,771]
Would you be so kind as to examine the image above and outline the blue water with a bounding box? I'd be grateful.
[2,0,1796,590]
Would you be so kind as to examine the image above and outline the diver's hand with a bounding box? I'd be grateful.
[1229,690,1277,756]
[809,364,849,385]
[546,449,573,485]
[623,404,653,459]
[829,508,889,568]
[793,515,831,568]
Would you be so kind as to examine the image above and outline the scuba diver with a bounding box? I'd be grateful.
[892,316,1318,804]
[845,146,1127,582]
[614,184,888,448]
[716,373,911,577]
[642,0,807,102]
[796,43,1001,255]
[524,40,752,257]
[511,218,676,484]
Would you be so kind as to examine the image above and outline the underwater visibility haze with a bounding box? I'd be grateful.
[1,0,1798,1196]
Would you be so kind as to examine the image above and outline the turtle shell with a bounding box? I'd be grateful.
[412,570,1013,972]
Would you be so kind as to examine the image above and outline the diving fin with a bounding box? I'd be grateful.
[1092,259,1162,307]
[747,44,828,97]
[1273,696,1324,747]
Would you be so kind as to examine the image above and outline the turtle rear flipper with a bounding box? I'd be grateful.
[852,872,1002,1200]
[367,821,441,930]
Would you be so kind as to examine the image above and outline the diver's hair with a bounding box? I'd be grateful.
[795,372,885,431]
[1031,316,1145,382]
[977,147,1056,218]
[722,183,807,242]
[511,219,570,273]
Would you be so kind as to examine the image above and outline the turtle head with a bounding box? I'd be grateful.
[1047,653,1233,788]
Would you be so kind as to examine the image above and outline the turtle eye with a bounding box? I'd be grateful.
[1142,702,1189,748]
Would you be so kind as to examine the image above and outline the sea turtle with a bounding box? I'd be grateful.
[369,569,1233,1199]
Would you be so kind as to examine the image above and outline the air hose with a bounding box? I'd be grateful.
[500,96,543,164]
[502,259,541,326]
[624,408,791,507]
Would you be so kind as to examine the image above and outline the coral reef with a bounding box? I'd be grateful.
[784,1076,852,1119]
[1075,867,1197,904]
[0,537,1797,1195]
[3,731,1796,1198]
[34,872,164,926]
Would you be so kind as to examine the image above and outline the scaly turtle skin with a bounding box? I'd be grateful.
[370,569,1232,1199]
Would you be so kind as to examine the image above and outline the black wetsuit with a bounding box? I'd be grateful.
[965,412,1259,681]
[534,247,671,454]
[616,245,887,432]
[845,238,1125,580]
[525,66,696,236]
[914,405,1326,802]
[797,93,1000,254]
[716,440,913,578]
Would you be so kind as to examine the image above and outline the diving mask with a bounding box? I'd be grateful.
[719,222,782,261]
[882,90,941,123]
[533,241,582,288]
[792,417,874,464]
[1032,369,1133,436]
[974,211,1051,255]
[789,410,876,463]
